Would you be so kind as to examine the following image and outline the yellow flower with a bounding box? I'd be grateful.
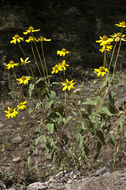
[115,21,126,28]
[38,36,51,42]
[58,60,69,71]
[10,34,24,44]
[23,26,40,35]
[25,36,39,43]
[4,107,18,119]
[6,60,19,69]
[61,79,75,91]
[96,35,113,45]
[110,32,126,42]
[17,101,27,110]
[57,48,70,56]
[99,42,113,53]
[17,76,31,85]
[20,57,31,65]
[94,66,109,77]
[51,64,62,74]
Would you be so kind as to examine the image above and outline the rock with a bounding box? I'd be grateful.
[0,183,6,190]
[95,167,109,176]
[13,135,22,144]
[69,170,126,190]
[27,182,48,190]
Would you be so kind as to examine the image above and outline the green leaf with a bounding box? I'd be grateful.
[45,100,54,109]
[49,90,56,100]
[83,100,96,105]
[101,77,110,88]
[117,119,123,131]
[35,136,42,145]
[35,77,43,84]
[109,133,117,146]
[28,83,35,97]
[99,106,113,117]
[76,133,83,147]
[46,123,54,134]
[96,130,105,144]
[35,101,43,111]
[63,116,73,126]
[108,91,117,114]
[81,150,87,161]
[95,96,103,109]
[94,141,102,160]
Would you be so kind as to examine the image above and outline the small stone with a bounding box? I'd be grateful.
[12,156,20,162]
[27,182,48,190]
[13,135,22,144]
[96,167,109,176]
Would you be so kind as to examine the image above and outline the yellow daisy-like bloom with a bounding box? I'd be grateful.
[57,48,70,56]
[51,64,62,74]
[110,32,126,42]
[94,66,109,77]
[23,26,40,35]
[6,60,19,69]
[17,76,31,85]
[61,79,75,91]
[58,60,69,71]
[20,57,31,65]
[10,34,24,44]
[25,36,39,43]
[4,107,18,119]
[99,42,113,53]
[17,101,27,110]
[96,35,113,45]
[115,21,126,28]
[38,36,51,42]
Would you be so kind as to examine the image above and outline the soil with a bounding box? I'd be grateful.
[0,72,126,189]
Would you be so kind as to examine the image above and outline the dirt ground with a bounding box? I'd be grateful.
[0,72,126,189]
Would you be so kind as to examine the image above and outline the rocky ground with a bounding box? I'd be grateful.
[0,168,126,190]
[0,72,126,190]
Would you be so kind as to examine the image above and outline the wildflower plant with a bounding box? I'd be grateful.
[3,22,126,184]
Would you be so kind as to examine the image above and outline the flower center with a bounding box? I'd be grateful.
[21,76,26,80]
[18,103,23,106]
[29,36,34,40]
[9,60,14,65]
[14,34,20,39]
[121,21,126,26]
[55,65,59,70]
[39,36,44,41]
[100,67,105,72]
[102,35,108,41]
[62,48,66,52]
[66,82,71,86]
[28,26,34,31]
[116,32,122,38]
[9,108,14,113]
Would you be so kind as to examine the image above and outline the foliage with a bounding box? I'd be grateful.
[1,22,126,185]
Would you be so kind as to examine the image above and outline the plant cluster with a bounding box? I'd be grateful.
[2,22,126,185]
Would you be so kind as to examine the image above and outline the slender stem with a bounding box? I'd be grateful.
[103,50,106,67]
[102,41,120,103]
[112,40,121,79]
[31,42,43,78]
[41,41,50,83]
[108,42,117,72]
[33,41,46,80]
[64,91,67,106]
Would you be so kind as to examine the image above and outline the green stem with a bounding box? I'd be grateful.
[41,41,50,83]
[112,40,122,79]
